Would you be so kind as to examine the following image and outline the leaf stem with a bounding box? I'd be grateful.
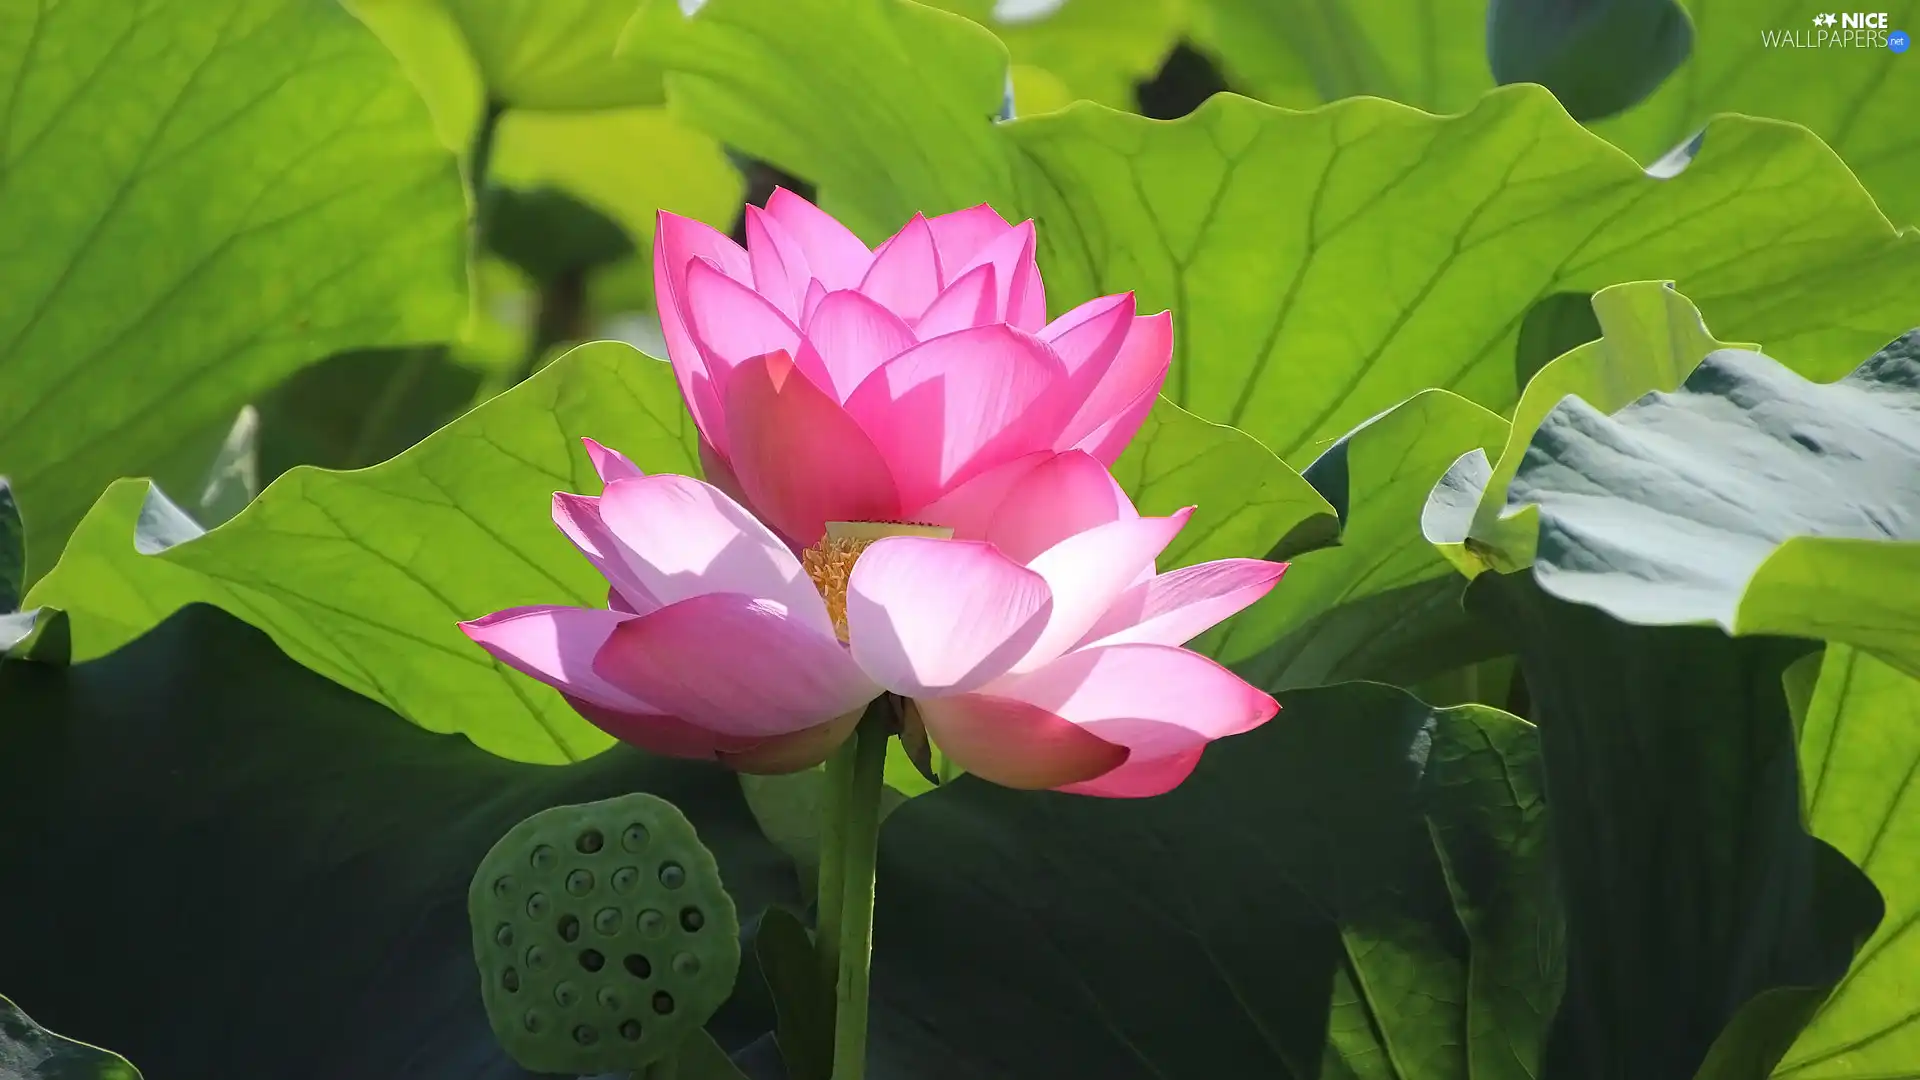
[814,727,854,1024]
[827,699,890,1080]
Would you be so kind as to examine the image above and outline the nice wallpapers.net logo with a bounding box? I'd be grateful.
[1762,11,1911,49]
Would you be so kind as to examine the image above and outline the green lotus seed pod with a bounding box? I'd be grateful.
[468,793,742,1075]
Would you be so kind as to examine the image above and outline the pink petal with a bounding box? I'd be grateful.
[1073,378,1166,466]
[569,697,858,774]
[1012,509,1193,675]
[794,290,917,402]
[743,205,812,320]
[1042,294,1136,377]
[914,692,1127,789]
[765,187,871,290]
[723,350,903,548]
[460,605,653,714]
[1079,559,1288,649]
[565,695,731,761]
[654,212,750,452]
[946,220,1045,331]
[801,279,829,325]
[1057,310,1173,458]
[926,204,1015,277]
[595,593,878,737]
[912,262,998,339]
[843,325,1066,510]
[860,213,943,321]
[984,450,1138,564]
[719,710,862,773]
[594,473,834,636]
[993,642,1278,797]
[1058,747,1208,798]
[581,437,643,486]
[553,492,661,614]
[845,537,1052,697]
[683,258,802,373]
[698,437,750,507]
[911,450,1050,539]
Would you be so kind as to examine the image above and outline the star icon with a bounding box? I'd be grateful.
[1825,12,1840,24]
[1814,12,1826,24]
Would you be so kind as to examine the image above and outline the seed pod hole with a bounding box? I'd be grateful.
[579,948,605,973]
[501,967,520,992]
[593,907,622,935]
[566,869,595,896]
[651,991,676,1016]
[619,1019,643,1042]
[597,987,623,1011]
[611,866,639,894]
[573,1024,598,1046]
[576,828,604,854]
[679,906,705,932]
[526,892,550,920]
[554,981,579,1007]
[672,952,700,977]
[525,945,551,972]
[636,909,665,937]
[620,823,649,852]
[623,954,652,979]
[530,844,557,871]
[523,1009,545,1033]
[492,875,516,900]
[558,914,581,943]
[657,862,685,889]
[494,923,514,948]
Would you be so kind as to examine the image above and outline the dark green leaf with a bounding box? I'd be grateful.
[0,994,140,1080]
[0,0,468,581]
[252,346,483,481]
[0,605,795,1080]
[862,681,1558,1079]
[755,906,832,1080]
[1,477,21,612]
[1487,0,1692,121]
[1465,573,1883,1079]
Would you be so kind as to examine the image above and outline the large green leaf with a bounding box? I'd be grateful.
[1466,573,1882,1079]
[442,0,668,110]
[1192,0,1495,111]
[1206,389,1509,679]
[1774,645,1920,1077]
[1593,0,1920,226]
[0,0,468,582]
[1186,0,1920,225]
[631,0,1920,477]
[26,342,700,764]
[0,996,139,1080]
[933,0,1185,110]
[1421,280,1749,577]
[0,605,793,1080]
[1111,395,1336,573]
[1490,332,1920,680]
[861,681,1559,1079]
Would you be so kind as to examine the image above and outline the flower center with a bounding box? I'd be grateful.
[802,521,953,642]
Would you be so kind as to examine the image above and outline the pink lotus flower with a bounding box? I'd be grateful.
[654,189,1172,550]
[461,440,1285,797]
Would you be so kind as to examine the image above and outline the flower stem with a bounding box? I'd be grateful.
[828,699,891,1080]
[814,732,854,1014]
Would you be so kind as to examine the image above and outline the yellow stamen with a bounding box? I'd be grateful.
[803,520,955,642]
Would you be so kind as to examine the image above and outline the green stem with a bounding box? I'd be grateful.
[635,1056,677,1080]
[814,733,853,1012]
[828,701,890,1080]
